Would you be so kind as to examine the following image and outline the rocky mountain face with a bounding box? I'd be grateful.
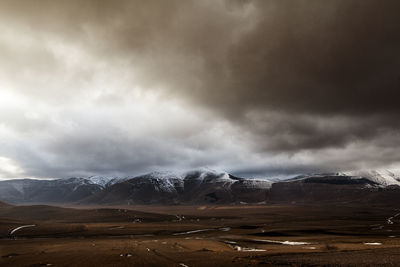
[0,169,399,205]
[0,169,271,205]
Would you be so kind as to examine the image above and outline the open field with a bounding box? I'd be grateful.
[1,203,400,266]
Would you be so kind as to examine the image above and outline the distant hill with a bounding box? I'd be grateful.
[0,178,103,204]
[0,201,12,208]
[268,174,400,205]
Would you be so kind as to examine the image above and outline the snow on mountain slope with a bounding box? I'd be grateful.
[75,169,400,189]
[184,168,235,184]
[130,172,184,193]
[145,171,185,180]
[240,178,272,189]
[132,169,274,190]
[342,170,400,187]
[61,176,129,188]
[125,169,238,193]
[69,168,273,189]
[83,168,273,204]
[86,176,130,187]
[0,169,274,204]
[139,168,243,183]
[9,181,25,194]
[291,170,400,187]
[87,176,115,187]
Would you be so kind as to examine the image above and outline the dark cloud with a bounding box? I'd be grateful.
[1,0,400,177]
[221,0,400,114]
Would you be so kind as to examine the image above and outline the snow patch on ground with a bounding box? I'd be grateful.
[234,246,266,252]
[364,242,382,245]
[387,212,400,224]
[253,239,312,245]
[173,229,214,235]
[10,224,36,235]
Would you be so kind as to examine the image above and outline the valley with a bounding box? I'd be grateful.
[1,203,400,266]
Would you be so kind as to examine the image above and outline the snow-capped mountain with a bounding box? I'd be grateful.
[266,169,400,204]
[341,169,400,187]
[84,169,272,205]
[1,168,399,205]
[0,169,272,204]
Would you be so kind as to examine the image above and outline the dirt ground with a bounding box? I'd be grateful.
[1,204,400,266]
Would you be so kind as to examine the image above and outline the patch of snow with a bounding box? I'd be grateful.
[364,242,382,245]
[387,212,400,225]
[240,179,272,189]
[173,229,214,235]
[242,248,266,252]
[146,171,185,180]
[174,215,185,221]
[109,226,124,230]
[286,169,400,187]
[11,182,25,194]
[10,224,36,235]
[234,246,266,252]
[223,240,237,244]
[343,170,400,187]
[280,241,312,245]
[183,168,236,184]
[253,239,312,245]
[86,176,126,187]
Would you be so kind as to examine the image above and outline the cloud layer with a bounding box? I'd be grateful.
[1,0,400,178]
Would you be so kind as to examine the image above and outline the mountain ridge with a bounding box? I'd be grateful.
[0,169,399,205]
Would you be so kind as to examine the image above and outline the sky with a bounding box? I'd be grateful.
[1,0,400,179]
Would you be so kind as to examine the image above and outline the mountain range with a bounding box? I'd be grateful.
[1,169,399,205]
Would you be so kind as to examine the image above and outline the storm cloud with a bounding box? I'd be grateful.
[1,0,400,178]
